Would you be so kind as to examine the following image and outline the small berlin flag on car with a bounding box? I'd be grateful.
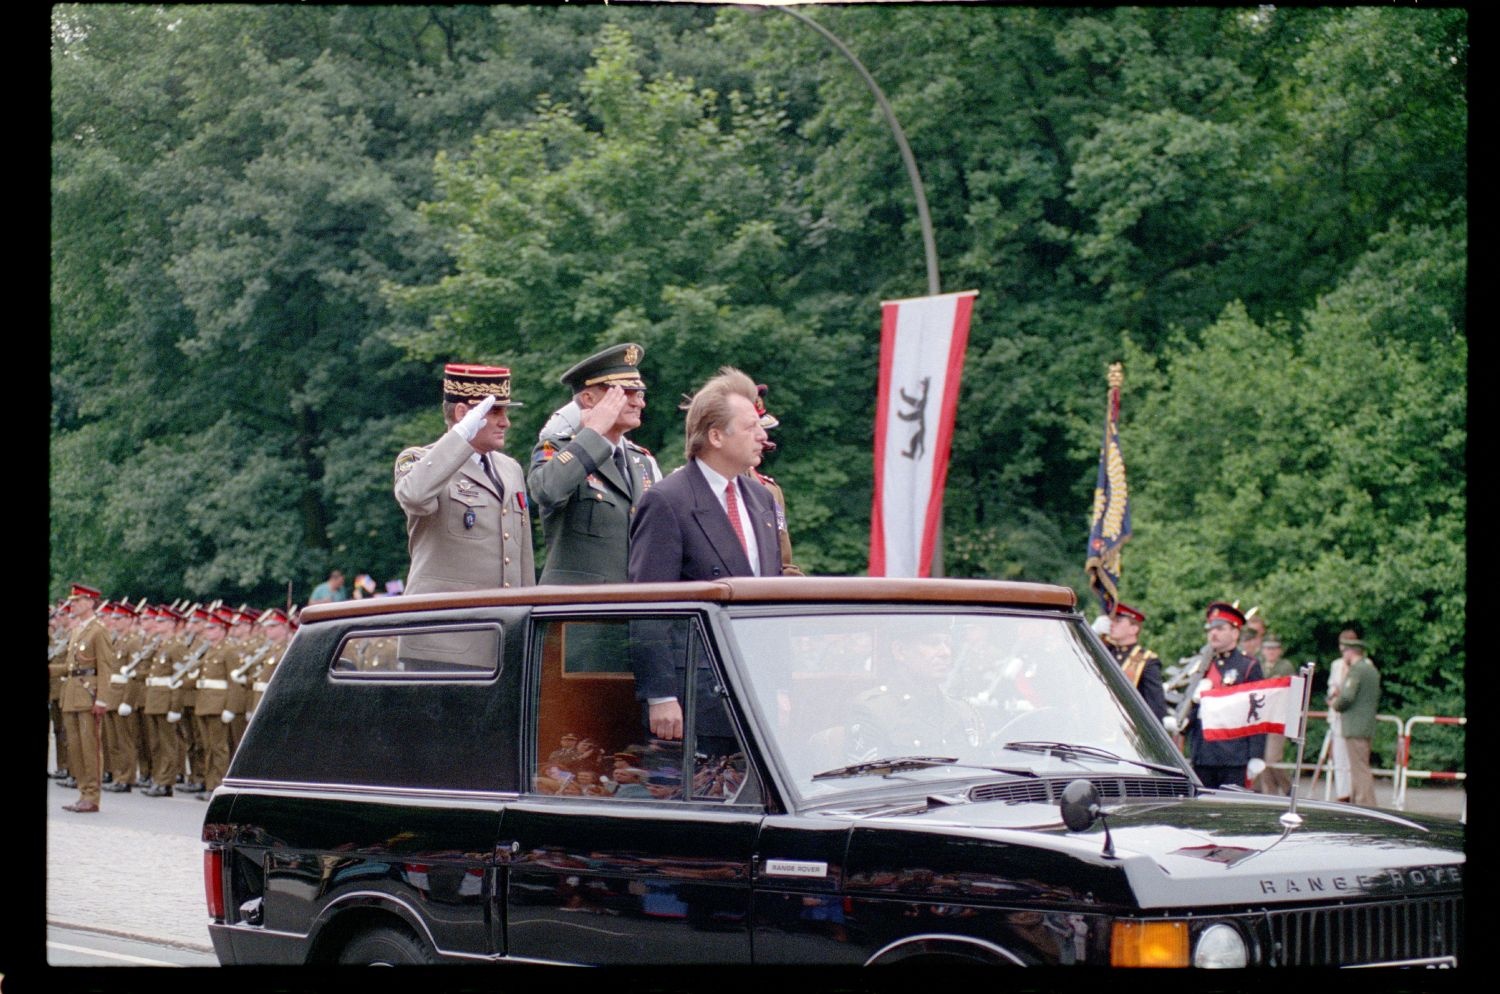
[1199,674,1307,741]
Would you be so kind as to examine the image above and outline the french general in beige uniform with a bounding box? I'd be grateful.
[395,364,534,595]
[394,364,534,668]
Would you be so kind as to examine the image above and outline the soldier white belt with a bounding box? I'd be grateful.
[197,678,229,690]
[147,677,173,687]
[252,681,269,692]
[110,674,129,685]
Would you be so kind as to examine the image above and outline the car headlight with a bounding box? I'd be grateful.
[1193,923,1248,968]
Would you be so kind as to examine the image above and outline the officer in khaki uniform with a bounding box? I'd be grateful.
[48,584,119,813]
[142,606,189,796]
[528,343,662,585]
[394,364,535,595]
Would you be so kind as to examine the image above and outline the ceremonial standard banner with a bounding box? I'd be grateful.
[1199,674,1308,741]
[870,290,977,577]
[1085,363,1131,615]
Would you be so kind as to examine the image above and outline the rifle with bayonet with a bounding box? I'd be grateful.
[119,635,165,679]
[231,641,276,682]
[167,640,214,690]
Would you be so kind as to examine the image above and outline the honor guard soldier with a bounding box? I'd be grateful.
[248,609,294,715]
[1184,601,1266,789]
[225,607,261,755]
[48,603,72,783]
[529,342,662,584]
[48,584,119,812]
[747,382,803,577]
[191,608,237,798]
[1100,602,1169,724]
[100,600,146,791]
[142,606,189,796]
[174,605,216,794]
[395,363,535,593]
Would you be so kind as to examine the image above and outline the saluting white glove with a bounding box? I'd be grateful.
[452,395,498,441]
[118,702,133,717]
[220,709,236,723]
[167,711,182,723]
[1162,715,1179,735]
[1247,758,1266,779]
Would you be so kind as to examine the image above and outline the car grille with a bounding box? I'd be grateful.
[969,775,1191,805]
[1265,895,1463,967]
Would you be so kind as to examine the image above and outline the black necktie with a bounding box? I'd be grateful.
[613,446,633,500]
[481,455,505,501]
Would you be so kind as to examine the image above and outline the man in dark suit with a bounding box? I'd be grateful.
[628,366,782,740]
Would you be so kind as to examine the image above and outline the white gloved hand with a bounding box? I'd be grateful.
[167,711,182,723]
[1162,715,1179,735]
[232,673,247,685]
[451,395,498,441]
[118,702,133,716]
[221,709,236,723]
[1247,758,1266,779]
[1192,678,1213,703]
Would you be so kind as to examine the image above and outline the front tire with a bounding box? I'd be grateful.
[338,925,437,965]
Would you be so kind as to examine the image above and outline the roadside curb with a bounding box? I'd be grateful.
[47,919,215,954]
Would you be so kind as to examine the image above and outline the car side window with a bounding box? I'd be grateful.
[332,626,501,677]
[530,616,748,803]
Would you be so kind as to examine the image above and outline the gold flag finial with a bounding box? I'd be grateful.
[1107,362,1124,390]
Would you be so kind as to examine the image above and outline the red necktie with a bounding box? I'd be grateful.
[724,481,749,555]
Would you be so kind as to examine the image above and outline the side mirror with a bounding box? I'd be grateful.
[1060,779,1116,859]
[1060,778,1101,831]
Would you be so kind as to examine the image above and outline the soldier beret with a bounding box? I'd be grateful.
[560,343,646,392]
[443,363,523,407]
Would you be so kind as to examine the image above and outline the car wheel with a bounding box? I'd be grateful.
[338,925,438,966]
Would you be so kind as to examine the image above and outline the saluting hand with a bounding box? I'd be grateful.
[452,395,499,442]
[579,386,628,436]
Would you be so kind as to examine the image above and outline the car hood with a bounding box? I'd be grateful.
[831,788,1464,910]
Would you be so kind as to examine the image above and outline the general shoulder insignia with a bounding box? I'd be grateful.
[393,447,425,480]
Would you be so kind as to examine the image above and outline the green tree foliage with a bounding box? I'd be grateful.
[53,7,1463,760]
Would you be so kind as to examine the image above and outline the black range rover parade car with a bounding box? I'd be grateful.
[203,578,1463,968]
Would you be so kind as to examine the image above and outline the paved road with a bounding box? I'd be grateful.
[45,775,214,958]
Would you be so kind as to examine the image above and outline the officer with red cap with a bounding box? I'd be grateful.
[1101,602,1168,724]
[1184,601,1266,788]
[48,584,119,812]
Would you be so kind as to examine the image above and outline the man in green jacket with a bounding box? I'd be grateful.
[528,343,661,585]
[1329,627,1381,807]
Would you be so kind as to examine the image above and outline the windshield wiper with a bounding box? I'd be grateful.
[1001,740,1189,778]
[812,755,1040,781]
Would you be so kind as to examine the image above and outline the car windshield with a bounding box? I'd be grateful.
[727,610,1185,804]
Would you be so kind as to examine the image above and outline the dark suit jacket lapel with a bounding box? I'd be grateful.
[686,460,753,576]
